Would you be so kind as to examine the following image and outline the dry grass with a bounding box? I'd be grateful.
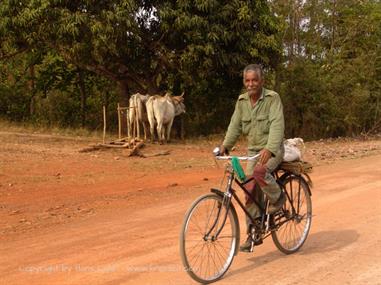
[0,119,110,141]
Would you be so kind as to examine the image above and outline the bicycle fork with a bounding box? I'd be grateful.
[204,197,232,242]
[203,197,231,242]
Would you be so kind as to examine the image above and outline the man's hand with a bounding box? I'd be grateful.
[219,145,229,156]
[258,148,271,165]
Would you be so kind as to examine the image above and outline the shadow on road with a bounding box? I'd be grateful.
[226,229,359,279]
[300,229,359,255]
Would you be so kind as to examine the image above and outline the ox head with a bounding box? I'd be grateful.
[140,93,150,103]
[172,93,186,115]
[172,92,185,102]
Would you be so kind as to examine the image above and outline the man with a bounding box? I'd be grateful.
[220,64,285,252]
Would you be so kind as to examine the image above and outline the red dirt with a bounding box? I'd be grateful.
[0,131,380,285]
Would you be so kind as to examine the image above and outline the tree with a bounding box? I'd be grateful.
[270,0,381,138]
[0,0,280,98]
[0,0,282,133]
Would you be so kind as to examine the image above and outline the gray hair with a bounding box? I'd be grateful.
[243,64,264,79]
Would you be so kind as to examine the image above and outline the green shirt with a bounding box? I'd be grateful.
[223,88,285,155]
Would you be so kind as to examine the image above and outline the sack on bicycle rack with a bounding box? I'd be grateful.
[279,160,313,175]
[283,138,305,162]
[279,161,313,187]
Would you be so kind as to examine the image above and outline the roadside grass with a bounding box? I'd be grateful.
[1,118,379,149]
[0,119,380,173]
[0,119,111,141]
[0,118,233,146]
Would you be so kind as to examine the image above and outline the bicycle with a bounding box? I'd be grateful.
[179,148,312,283]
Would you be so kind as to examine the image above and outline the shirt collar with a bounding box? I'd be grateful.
[238,88,266,101]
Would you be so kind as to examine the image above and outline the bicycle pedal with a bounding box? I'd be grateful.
[249,241,254,252]
[254,238,263,245]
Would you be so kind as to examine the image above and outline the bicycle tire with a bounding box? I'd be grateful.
[180,193,239,283]
[271,176,312,254]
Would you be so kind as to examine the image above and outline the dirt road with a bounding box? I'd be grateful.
[0,132,380,284]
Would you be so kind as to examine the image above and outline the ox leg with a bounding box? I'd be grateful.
[143,122,149,141]
[150,125,155,143]
[127,123,131,139]
[157,123,164,145]
[147,112,155,143]
[128,111,133,139]
[166,119,174,143]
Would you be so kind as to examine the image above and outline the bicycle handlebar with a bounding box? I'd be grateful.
[213,147,261,161]
[215,154,261,161]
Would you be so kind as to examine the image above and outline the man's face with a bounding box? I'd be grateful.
[244,70,264,97]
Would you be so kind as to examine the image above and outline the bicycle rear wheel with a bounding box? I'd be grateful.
[271,176,312,254]
[180,193,239,284]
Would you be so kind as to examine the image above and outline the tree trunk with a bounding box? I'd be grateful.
[274,63,282,93]
[118,79,130,137]
[331,0,336,53]
[78,68,87,127]
[28,65,35,116]
[118,79,130,106]
[180,115,185,140]
[146,76,161,95]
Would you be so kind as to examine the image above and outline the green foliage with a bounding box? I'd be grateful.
[158,0,281,134]
[0,84,30,121]
[1,0,379,138]
[160,0,281,79]
[272,0,381,138]
[0,0,281,134]
[0,49,119,129]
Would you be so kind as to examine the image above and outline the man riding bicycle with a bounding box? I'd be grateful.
[220,64,286,252]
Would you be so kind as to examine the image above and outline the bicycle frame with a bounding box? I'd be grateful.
[208,162,273,241]
[209,160,308,242]
[180,153,313,283]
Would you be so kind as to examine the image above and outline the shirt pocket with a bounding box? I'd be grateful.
[256,115,270,134]
[241,117,251,135]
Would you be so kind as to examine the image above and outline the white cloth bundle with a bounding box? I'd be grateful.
[283,138,305,162]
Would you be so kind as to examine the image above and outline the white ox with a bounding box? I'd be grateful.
[128,93,151,140]
[146,93,185,144]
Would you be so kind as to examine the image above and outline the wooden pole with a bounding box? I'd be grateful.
[117,103,121,140]
[133,107,137,142]
[103,105,106,144]
[134,96,140,140]
[130,107,135,141]
[136,110,140,140]
[180,116,185,140]
[126,109,130,140]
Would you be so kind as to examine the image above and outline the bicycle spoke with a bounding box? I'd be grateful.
[186,238,204,256]
[272,176,312,253]
[208,243,219,278]
[187,243,205,275]
[214,239,230,256]
[204,200,213,233]
[180,194,238,283]
[212,244,226,276]
[216,235,235,239]
[212,242,226,269]
[189,216,206,235]
[188,242,205,264]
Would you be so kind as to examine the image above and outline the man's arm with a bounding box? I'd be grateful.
[266,94,285,155]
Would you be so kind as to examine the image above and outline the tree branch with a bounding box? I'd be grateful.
[0,47,29,61]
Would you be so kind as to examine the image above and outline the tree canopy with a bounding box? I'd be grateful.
[0,0,380,138]
[0,0,279,93]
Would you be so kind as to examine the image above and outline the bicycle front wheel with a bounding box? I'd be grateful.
[180,193,239,284]
[271,176,312,254]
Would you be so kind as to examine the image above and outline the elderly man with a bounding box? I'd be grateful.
[220,64,285,252]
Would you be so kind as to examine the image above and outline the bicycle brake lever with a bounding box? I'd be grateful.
[212,147,223,169]
[213,147,220,156]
